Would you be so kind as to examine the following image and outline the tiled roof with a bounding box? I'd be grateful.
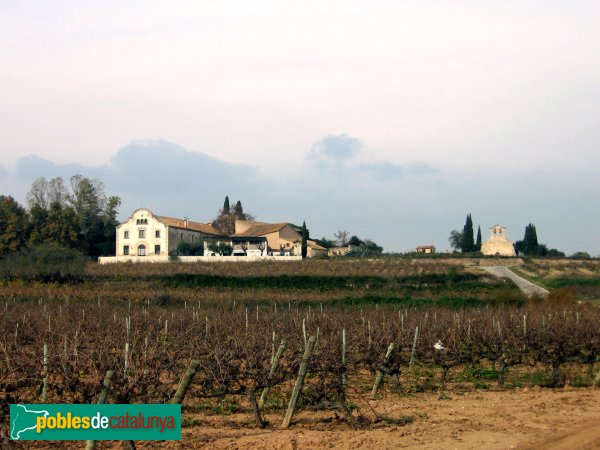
[307,240,327,250]
[231,222,290,237]
[292,239,327,250]
[155,216,225,236]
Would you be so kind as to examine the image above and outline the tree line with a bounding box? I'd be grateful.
[0,175,120,258]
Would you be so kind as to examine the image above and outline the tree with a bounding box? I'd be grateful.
[223,196,230,214]
[25,175,120,257]
[208,241,233,256]
[233,200,243,218]
[514,223,563,257]
[29,201,79,248]
[348,235,364,246]
[448,229,463,252]
[515,223,539,256]
[571,251,591,259]
[301,221,308,259]
[67,175,120,257]
[345,239,383,257]
[0,196,29,255]
[334,230,349,247]
[315,237,335,249]
[461,213,474,253]
[27,177,69,210]
[475,226,482,251]
[212,197,254,235]
[176,240,204,256]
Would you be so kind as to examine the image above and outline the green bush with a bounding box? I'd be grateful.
[0,242,87,282]
[176,240,204,256]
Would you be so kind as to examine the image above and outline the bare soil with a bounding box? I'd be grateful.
[14,388,600,449]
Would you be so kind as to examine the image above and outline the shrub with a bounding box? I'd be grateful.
[176,240,204,256]
[0,242,87,282]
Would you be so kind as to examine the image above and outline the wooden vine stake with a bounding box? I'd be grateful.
[171,359,200,404]
[258,338,288,408]
[409,326,419,367]
[371,342,395,399]
[42,343,49,402]
[282,335,317,429]
[85,370,115,450]
[342,328,347,390]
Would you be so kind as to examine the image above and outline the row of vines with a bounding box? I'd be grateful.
[1,290,600,435]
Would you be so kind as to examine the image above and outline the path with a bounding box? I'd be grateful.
[483,266,549,297]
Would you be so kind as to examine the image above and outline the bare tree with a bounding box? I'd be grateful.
[334,230,349,247]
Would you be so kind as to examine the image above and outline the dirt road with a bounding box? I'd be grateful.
[483,266,549,297]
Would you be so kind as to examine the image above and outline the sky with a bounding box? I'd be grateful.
[1,1,599,255]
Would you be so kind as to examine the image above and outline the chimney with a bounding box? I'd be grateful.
[184,217,189,228]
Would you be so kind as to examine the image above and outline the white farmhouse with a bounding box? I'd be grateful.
[115,208,225,258]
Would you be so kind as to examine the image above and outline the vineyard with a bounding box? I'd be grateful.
[1,258,600,448]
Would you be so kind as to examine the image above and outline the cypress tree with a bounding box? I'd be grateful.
[223,196,230,214]
[233,200,243,219]
[475,226,482,251]
[523,223,539,255]
[301,221,308,259]
[461,213,474,253]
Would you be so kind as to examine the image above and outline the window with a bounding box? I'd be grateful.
[137,245,146,256]
[123,245,129,255]
[139,229,146,239]
[180,233,184,240]
[155,230,160,238]
[124,230,129,239]
[154,245,161,254]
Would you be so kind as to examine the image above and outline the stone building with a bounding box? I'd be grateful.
[480,225,516,257]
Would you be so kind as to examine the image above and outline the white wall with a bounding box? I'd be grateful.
[99,255,302,264]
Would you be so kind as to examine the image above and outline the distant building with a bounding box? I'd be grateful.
[480,225,516,257]
[115,208,225,257]
[232,220,300,255]
[296,239,328,258]
[109,210,323,262]
[328,245,355,257]
[416,245,436,254]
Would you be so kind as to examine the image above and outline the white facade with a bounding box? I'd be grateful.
[116,209,168,257]
[115,208,223,258]
[481,225,517,257]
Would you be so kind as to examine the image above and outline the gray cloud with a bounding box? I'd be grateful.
[307,134,362,166]
[356,161,435,180]
[306,134,435,181]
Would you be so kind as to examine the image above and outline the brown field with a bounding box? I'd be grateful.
[2,257,600,449]
[11,386,600,449]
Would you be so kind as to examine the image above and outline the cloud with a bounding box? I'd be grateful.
[356,161,435,180]
[5,140,258,221]
[108,139,254,194]
[306,134,435,181]
[307,134,362,166]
